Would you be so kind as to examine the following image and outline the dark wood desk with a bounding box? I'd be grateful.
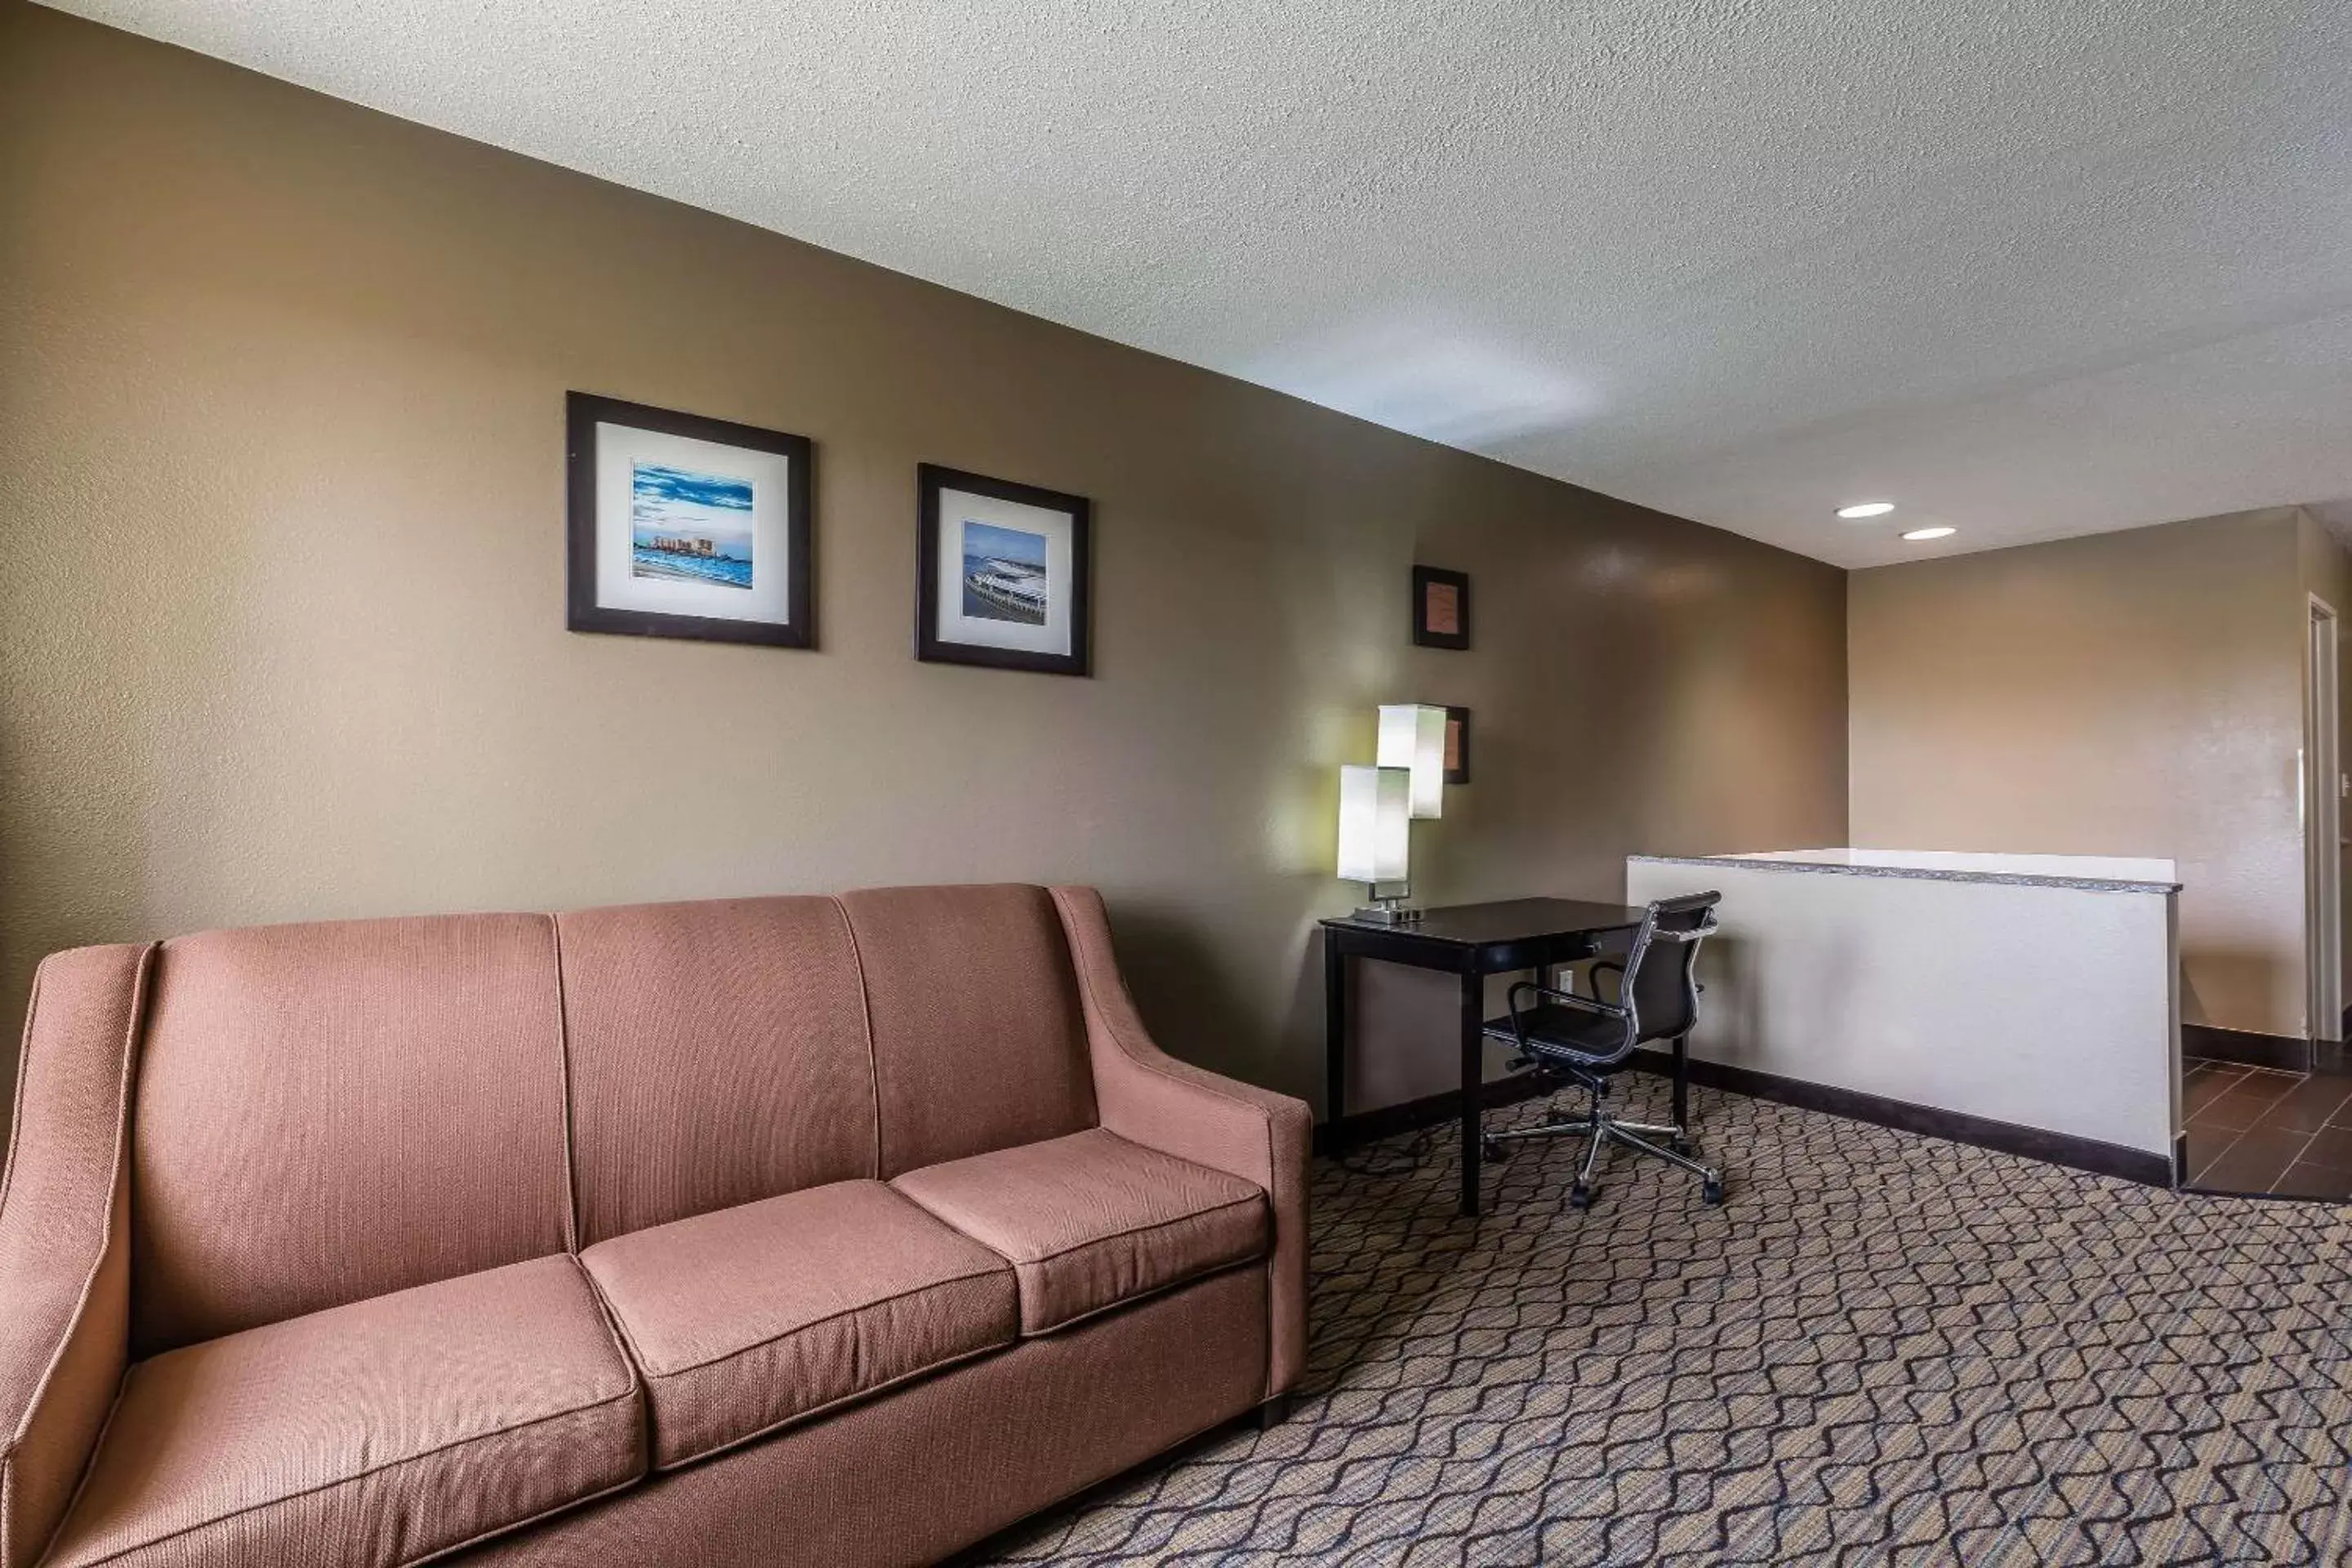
[1321,898,1646,1216]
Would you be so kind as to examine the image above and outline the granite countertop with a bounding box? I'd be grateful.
[1628,849,2183,895]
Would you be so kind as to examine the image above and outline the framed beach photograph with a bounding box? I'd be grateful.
[1445,706,1472,785]
[916,464,1092,677]
[1412,564,1471,650]
[566,392,813,648]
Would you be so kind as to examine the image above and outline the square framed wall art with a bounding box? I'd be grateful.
[1444,706,1472,785]
[916,463,1092,677]
[1412,565,1470,650]
[567,392,813,648]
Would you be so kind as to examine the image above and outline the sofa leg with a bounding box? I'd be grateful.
[1251,1392,1294,1432]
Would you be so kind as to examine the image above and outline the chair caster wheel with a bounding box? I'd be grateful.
[1481,1138,1509,1165]
[1701,1173,1724,1206]
[1569,1183,1594,1210]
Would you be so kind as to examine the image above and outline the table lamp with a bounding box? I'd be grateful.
[1338,764,1417,923]
[1377,703,1448,819]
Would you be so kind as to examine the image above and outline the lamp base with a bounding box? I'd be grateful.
[1352,888,1423,924]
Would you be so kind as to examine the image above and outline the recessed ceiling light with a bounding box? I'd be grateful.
[1901,527,1956,541]
[1837,501,1895,519]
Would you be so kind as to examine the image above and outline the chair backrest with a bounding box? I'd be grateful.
[1619,890,1721,1045]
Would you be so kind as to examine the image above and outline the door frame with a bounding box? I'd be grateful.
[2306,594,2342,1043]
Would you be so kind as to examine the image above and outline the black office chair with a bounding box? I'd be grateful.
[1480,890,1724,1209]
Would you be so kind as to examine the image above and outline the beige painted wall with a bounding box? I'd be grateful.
[1850,508,2310,1038]
[0,3,1847,1135]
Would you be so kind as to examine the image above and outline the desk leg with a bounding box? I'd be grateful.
[1673,1031,1690,1135]
[1324,940,1348,1149]
[1459,971,1483,1217]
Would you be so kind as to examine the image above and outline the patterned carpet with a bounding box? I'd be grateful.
[972,1078,2352,1566]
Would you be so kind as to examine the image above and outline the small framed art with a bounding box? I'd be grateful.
[566,392,813,648]
[1445,706,1472,785]
[916,463,1092,677]
[1412,565,1470,650]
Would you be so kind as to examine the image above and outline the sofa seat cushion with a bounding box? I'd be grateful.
[43,1255,644,1568]
[580,1180,1018,1470]
[891,1128,1269,1334]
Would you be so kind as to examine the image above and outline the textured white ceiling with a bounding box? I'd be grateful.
[38,0,2352,567]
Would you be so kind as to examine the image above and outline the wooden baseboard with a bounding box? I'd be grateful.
[1313,1073,1547,1156]
[1624,1049,2174,1187]
[2182,1022,2310,1074]
[1317,1053,2172,1187]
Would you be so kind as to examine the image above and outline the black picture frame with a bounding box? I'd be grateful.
[916,463,1093,677]
[566,391,813,648]
[1412,565,1471,650]
[1445,706,1472,786]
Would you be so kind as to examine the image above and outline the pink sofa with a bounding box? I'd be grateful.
[0,884,1310,1568]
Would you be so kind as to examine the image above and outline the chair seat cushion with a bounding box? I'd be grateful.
[43,1255,643,1568]
[1481,1001,1634,1067]
[891,1128,1269,1334]
[580,1180,1018,1469]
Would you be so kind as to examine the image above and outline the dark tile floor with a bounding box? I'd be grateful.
[2181,1056,2352,1199]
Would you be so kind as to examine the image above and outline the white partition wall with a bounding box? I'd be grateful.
[1627,850,2181,1170]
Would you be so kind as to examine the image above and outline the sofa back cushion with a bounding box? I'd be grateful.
[558,896,879,1245]
[839,884,1096,1177]
[130,915,571,1356]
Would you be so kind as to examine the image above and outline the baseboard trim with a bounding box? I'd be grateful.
[1626,1049,2175,1187]
[1314,1073,1547,1156]
[2183,1022,2310,1074]
[1319,1054,2172,1186]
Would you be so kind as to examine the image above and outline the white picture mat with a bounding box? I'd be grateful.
[594,422,794,626]
[933,486,1075,657]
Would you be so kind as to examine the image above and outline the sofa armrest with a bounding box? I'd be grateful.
[1049,889,1311,1399]
[0,943,151,1568]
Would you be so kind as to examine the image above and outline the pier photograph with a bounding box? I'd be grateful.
[960,519,1048,625]
[915,462,1089,675]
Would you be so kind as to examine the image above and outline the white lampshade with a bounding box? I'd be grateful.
[1377,704,1448,819]
[1336,765,1411,885]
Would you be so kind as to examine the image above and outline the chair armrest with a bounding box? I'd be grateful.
[1049,889,1312,1400]
[0,943,151,1568]
[1510,981,1623,1018]
[1501,981,1637,1068]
